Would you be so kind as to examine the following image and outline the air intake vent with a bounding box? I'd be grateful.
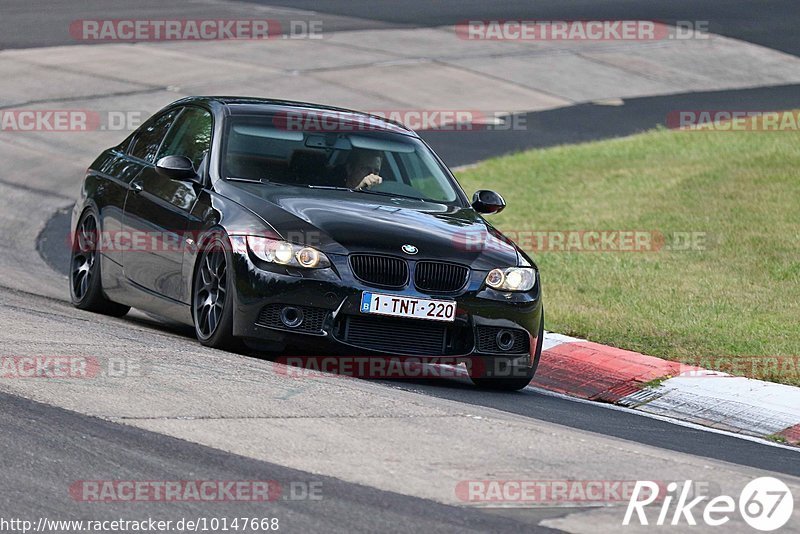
[414,261,469,292]
[340,315,448,355]
[476,326,530,354]
[256,304,328,334]
[349,254,408,288]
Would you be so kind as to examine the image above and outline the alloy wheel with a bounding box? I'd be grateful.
[71,214,97,301]
[194,241,228,338]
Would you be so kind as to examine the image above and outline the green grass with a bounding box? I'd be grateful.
[456,123,800,386]
[767,434,789,444]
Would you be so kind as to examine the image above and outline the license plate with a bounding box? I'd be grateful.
[360,292,456,322]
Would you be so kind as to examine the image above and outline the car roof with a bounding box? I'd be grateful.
[170,96,416,136]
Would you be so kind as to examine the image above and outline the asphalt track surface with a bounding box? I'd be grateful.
[3,0,799,57]
[3,1,800,531]
[423,83,800,167]
[0,391,558,533]
[0,0,388,50]
[249,0,800,57]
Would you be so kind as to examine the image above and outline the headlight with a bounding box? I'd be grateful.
[247,236,330,269]
[485,267,536,291]
[296,247,321,268]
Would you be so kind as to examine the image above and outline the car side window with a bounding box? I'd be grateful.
[129,109,180,163]
[157,107,213,170]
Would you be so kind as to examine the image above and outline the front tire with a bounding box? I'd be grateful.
[69,210,130,317]
[192,233,239,350]
[470,310,544,391]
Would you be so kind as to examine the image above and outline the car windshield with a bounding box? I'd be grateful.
[223,114,464,204]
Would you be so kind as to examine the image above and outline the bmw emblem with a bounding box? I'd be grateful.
[402,244,418,255]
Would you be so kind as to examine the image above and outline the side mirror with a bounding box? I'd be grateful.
[472,189,506,214]
[155,155,199,183]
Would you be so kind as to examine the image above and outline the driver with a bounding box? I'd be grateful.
[345,149,383,190]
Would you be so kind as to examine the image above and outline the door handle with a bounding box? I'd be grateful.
[130,181,143,194]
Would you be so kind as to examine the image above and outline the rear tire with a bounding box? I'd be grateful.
[470,310,544,391]
[69,210,130,317]
[192,233,240,350]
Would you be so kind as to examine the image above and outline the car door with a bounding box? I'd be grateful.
[121,106,212,303]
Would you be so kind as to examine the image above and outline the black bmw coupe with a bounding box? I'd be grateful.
[70,97,543,390]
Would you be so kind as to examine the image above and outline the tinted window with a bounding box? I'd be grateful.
[158,107,213,170]
[129,109,180,163]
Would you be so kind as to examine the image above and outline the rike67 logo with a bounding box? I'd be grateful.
[624,477,794,531]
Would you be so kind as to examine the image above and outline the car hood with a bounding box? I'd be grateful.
[222,183,521,270]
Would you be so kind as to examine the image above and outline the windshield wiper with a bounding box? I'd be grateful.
[227,176,264,184]
[352,189,428,202]
[307,185,354,191]
[305,184,428,202]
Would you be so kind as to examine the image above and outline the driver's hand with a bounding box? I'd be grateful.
[356,173,382,190]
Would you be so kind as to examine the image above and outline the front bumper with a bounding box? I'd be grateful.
[229,242,542,364]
